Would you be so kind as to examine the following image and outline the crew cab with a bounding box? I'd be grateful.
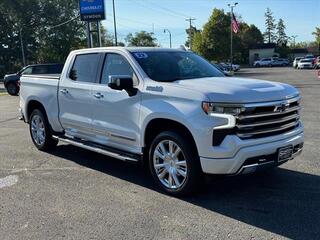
[19,47,304,196]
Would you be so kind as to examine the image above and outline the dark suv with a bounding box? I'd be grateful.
[3,63,63,95]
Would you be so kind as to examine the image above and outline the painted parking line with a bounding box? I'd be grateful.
[0,175,19,189]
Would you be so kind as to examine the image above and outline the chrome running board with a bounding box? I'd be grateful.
[53,136,140,163]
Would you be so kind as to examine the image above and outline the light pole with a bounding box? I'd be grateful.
[164,29,172,48]
[186,17,196,50]
[112,0,118,46]
[19,28,26,66]
[227,2,238,68]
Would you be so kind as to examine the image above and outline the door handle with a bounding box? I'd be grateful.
[93,92,104,99]
[60,89,68,94]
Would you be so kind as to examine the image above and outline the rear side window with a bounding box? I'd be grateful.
[48,64,64,74]
[33,66,48,74]
[71,54,100,83]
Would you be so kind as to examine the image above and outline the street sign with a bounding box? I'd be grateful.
[79,0,105,21]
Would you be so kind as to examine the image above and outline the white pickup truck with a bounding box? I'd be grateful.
[20,47,304,196]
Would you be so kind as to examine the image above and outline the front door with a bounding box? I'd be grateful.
[90,53,141,153]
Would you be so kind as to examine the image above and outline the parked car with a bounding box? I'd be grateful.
[271,58,289,67]
[220,62,240,72]
[253,58,275,67]
[297,58,314,69]
[313,56,320,69]
[293,57,304,68]
[20,47,304,196]
[304,54,315,59]
[211,63,231,76]
[3,63,64,95]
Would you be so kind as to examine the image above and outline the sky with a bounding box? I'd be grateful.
[100,0,320,48]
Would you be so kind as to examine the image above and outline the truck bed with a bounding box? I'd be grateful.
[20,74,61,132]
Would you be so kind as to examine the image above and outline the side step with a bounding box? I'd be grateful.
[53,136,141,163]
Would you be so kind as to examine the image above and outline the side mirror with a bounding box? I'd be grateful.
[69,69,77,80]
[108,75,137,96]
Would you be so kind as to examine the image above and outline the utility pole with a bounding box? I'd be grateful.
[19,28,26,66]
[227,2,238,68]
[186,17,196,50]
[291,35,298,47]
[112,0,118,46]
[164,29,172,48]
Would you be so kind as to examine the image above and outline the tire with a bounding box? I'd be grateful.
[255,64,260,68]
[29,109,58,151]
[148,131,202,196]
[6,82,19,96]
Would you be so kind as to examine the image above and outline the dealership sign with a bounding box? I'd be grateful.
[79,0,105,21]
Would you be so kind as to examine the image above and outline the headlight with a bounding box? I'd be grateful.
[202,102,244,130]
[202,102,243,115]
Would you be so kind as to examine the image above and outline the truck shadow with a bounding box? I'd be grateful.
[51,144,320,240]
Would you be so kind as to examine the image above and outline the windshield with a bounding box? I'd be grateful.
[130,51,224,82]
[301,59,312,63]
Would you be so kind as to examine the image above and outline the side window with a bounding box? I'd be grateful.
[101,54,134,85]
[33,66,48,74]
[21,67,32,75]
[71,54,100,83]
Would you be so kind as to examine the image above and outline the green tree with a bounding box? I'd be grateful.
[263,8,276,43]
[0,0,87,77]
[237,23,264,63]
[125,31,158,47]
[194,9,230,61]
[312,27,320,43]
[185,26,201,49]
[35,0,86,62]
[276,18,288,45]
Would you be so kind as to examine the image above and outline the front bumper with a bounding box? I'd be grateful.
[299,65,313,69]
[199,126,304,174]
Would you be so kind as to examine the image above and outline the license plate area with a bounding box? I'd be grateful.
[278,145,293,162]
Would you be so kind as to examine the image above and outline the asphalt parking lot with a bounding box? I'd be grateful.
[0,67,319,240]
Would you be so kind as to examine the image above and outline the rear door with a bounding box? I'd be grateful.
[90,52,142,153]
[58,53,103,139]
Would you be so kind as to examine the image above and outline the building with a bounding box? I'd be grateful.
[288,48,308,60]
[249,43,279,65]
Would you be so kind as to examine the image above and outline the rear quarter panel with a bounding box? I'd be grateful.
[20,76,63,132]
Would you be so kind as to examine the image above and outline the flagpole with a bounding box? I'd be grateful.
[228,2,238,69]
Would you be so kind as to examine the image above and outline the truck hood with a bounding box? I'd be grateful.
[176,77,299,103]
[4,73,19,81]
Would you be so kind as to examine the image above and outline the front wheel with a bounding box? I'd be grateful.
[149,131,202,196]
[29,109,58,151]
[6,82,19,96]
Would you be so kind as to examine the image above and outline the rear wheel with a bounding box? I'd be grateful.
[149,131,202,196]
[6,82,19,96]
[29,109,58,151]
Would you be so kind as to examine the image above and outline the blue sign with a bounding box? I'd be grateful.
[79,0,105,21]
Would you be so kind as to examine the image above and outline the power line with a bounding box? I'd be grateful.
[149,2,190,18]
[131,0,186,19]
[47,15,80,30]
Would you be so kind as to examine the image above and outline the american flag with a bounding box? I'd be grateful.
[231,13,240,34]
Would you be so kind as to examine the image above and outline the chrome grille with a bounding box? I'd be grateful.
[236,96,301,139]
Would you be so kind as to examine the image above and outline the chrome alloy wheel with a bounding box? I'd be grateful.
[153,140,188,189]
[31,115,46,146]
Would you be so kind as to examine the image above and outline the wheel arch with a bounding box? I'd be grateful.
[143,118,199,161]
[26,100,48,123]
